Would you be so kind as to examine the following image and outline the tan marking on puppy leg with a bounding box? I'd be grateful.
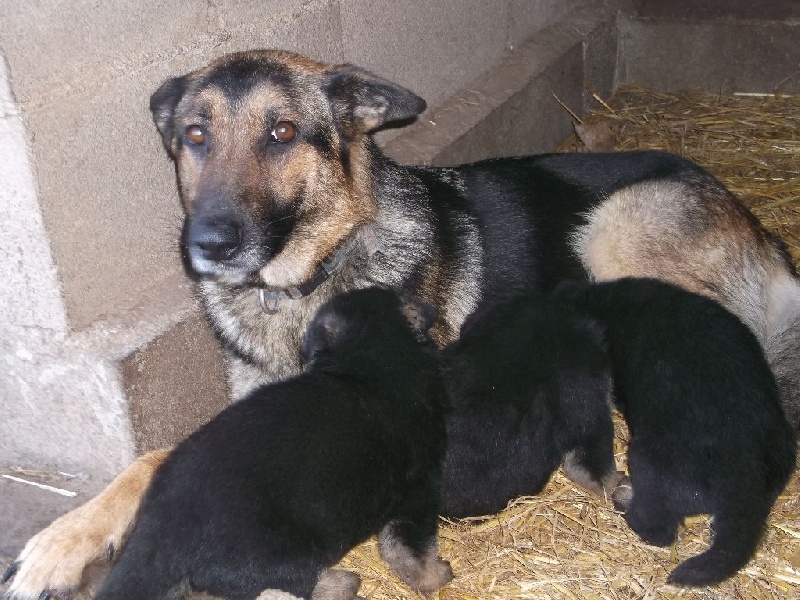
[310,569,363,600]
[6,449,170,599]
[562,451,623,500]
[378,522,453,593]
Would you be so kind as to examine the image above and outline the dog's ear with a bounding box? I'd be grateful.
[149,76,188,155]
[399,292,438,339]
[324,65,426,136]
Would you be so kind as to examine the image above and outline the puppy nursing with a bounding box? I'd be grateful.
[441,278,795,586]
[440,296,619,518]
[554,278,796,585]
[96,288,451,600]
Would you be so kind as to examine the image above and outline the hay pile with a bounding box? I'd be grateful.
[336,87,800,599]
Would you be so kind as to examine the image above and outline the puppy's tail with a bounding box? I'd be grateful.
[667,510,765,587]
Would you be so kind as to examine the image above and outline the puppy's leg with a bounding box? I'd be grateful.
[559,369,621,498]
[378,520,452,593]
[4,449,170,599]
[615,474,681,548]
[562,448,622,499]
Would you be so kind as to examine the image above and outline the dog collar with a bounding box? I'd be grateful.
[257,245,348,314]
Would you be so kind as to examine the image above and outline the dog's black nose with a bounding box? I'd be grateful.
[187,218,243,262]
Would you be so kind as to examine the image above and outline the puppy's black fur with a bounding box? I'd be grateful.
[555,278,797,586]
[440,296,617,518]
[95,288,450,600]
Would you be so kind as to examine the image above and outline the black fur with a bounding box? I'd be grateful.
[555,278,797,586]
[95,288,448,600]
[440,295,616,517]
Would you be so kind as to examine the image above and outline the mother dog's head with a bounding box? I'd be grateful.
[150,50,425,290]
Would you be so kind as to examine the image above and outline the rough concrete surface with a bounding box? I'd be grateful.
[123,314,229,455]
[618,17,800,94]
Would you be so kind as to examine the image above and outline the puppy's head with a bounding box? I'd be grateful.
[301,288,437,365]
[150,50,426,288]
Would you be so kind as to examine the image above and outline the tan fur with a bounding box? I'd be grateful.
[571,180,778,341]
[5,450,168,598]
[562,450,623,499]
[309,569,363,600]
[377,521,453,593]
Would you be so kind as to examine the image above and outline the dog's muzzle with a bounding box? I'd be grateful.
[188,218,243,262]
[182,214,264,281]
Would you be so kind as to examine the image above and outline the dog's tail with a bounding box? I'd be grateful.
[667,509,766,587]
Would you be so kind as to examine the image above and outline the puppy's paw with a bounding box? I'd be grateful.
[311,569,362,600]
[612,475,633,512]
[415,556,453,593]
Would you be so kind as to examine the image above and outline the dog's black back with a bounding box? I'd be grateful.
[96,288,447,599]
[440,295,616,517]
[556,278,796,585]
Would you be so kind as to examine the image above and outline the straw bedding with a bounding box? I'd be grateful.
[337,87,800,599]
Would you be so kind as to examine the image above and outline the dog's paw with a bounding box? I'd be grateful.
[3,504,114,600]
[4,450,169,600]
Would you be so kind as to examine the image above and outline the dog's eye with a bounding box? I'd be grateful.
[185,125,206,145]
[271,121,297,143]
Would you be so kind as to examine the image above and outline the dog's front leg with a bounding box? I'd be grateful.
[3,449,169,599]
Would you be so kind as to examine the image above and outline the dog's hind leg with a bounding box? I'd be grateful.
[616,470,682,548]
[765,270,800,431]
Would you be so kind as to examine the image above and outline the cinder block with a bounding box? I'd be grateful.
[507,0,581,50]
[339,0,509,111]
[582,15,618,111]
[0,1,211,107]
[221,0,344,63]
[122,312,228,454]
[438,42,584,165]
[384,21,591,166]
[23,69,186,331]
[618,17,800,94]
[0,331,136,479]
[635,0,800,20]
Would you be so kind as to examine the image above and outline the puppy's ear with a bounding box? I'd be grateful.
[300,308,345,365]
[149,76,188,155]
[324,65,426,136]
[399,293,438,339]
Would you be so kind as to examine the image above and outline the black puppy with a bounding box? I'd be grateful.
[440,295,619,518]
[95,288,452,600]
[555,278,796,586]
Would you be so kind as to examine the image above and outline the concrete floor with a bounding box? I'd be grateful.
[0,472,104,598]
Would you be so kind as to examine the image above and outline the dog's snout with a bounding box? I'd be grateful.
[188,219,243,262]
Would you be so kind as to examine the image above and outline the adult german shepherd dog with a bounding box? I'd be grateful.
[5,49,800,598]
